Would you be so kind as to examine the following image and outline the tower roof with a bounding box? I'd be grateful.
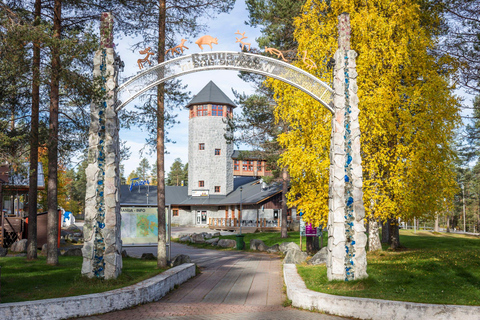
[186,81,236,108]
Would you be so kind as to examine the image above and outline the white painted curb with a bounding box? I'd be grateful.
[284,264,480,320]
[0,263,196,320]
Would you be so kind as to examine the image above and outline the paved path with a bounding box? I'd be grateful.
[78,243,346,320]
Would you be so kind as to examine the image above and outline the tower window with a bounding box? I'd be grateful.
[215,149,221,155]
[196,105,208,116]
[215,186,220,192]
[199,143,205,150]
[199,180,204,187]
[212,105,223,116]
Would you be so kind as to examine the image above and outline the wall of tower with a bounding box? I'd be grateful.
[188,112,233,196]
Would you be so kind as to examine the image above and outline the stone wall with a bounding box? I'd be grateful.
[82,12,122,279]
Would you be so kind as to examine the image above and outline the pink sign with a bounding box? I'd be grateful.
[305,223,317,237]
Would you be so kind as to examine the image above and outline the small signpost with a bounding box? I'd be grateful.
[299,211,305,251]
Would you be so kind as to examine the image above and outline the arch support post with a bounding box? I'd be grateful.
[327,13,368,281]
[82,12,122,279]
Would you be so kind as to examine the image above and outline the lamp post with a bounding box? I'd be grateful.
[462,183,466,233]
[239,186,243,235]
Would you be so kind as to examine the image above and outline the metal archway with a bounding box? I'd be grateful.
[115,51,334,113]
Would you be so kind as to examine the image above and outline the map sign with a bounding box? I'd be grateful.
[121,207,159,244]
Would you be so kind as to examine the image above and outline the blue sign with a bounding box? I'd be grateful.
[129,177,149,191]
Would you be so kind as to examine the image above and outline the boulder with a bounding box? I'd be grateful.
[308,247,327,265]
[179,236,191,242]
[267,244,280,253]
[169,254,191,267]
[205,237,219,245]
[11,239,28,253]
[39,243,48,256]
[279,242,300,254]
[250,239,268,252]
[217,239,236,248]
[283,249,308,264]
[141,253,156,260]
[63,247,83,256]
[0,247,7,257]
[191,233,205,244]
[204,233,213,239]
[67,224,81,232]
[213,232,221,237]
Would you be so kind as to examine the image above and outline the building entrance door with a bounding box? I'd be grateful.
[196,210,207,225]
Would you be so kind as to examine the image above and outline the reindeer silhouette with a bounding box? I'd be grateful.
[234,30,251,51]
[137,47,154,70]
[264,46,288,62]
[165,39,189,57]
[302,50,317,70]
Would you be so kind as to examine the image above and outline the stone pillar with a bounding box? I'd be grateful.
[82,12,122,279]
[327,13,368,281]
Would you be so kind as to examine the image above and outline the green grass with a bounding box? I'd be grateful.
[297,230,480,305]
[173,231,328,252]
[0,255,167,303]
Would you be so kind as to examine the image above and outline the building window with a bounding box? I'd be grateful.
[215,148,221,155]
[234,160,239,171]
[243,160,253,171]
[215,186,220,192]
[212,104,223,116]
[173,209,179,216]
[199,180,204,187]
[196,104,208,116]
[199,143,205,150]
[257,160,263,171]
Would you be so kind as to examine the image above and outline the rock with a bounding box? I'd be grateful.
[0,247,7,257]
[67,224,81,232]
[217,239,236,248]
[205,237,219,245]
[191,233,205,244]
[122,250,129,258]
[39,244,47,256]
[179,236,191,242]
[250,239,268,251]
[141,253,156,260]
[213,232,221,237]
[267,244,280,253]
[204,233,213,239]
[63,247,83,256]
[308,247,327,265]
[283,249,308,264]
[169,254,191,267]
[11,239,28,253]
[279,242,300,254]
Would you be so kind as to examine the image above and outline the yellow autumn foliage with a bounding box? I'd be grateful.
[271,0,460,227]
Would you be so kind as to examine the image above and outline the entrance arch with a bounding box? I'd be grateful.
[82,12,367,283]
[115,51,334,113]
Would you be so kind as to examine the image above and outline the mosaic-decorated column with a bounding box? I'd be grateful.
[327,13,368,281]
[82,12,122,279]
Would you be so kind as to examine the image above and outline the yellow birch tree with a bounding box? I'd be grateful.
[271,0,460,248]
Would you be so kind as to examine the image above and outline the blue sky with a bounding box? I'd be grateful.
[117,0,262,176]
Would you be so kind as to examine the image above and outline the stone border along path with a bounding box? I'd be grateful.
[77,243,347,320]
[284,264,480,320]
[0,263,196,320]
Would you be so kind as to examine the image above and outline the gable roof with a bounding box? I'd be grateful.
[186,81,236,108]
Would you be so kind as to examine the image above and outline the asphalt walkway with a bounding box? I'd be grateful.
[77,242,346,320]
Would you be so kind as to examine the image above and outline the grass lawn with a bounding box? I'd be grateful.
[297,230,480,305]
[173,231,327,252]
[0,255,167,303]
